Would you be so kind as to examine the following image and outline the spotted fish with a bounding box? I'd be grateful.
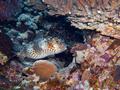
[18,37,67,59]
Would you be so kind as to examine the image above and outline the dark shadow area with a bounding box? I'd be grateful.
[44,15,84,46]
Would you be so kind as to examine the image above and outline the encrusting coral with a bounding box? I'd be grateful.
[0,0,120,89]
[43,0,120,39]
[31,60,57,81]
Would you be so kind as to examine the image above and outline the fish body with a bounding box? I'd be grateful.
[18,37,67,59]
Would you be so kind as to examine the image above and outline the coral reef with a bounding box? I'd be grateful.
[43,0,72,15]
[17,34,120,90]
[25,0,46,11]
[0,0,22,21]
[0,61,23,89]
[0,0,119,90]
[43,0,120,39]
[30,60,57,81]
[43,0,120,17]
[36,36,120,90]
[17,14,40,30]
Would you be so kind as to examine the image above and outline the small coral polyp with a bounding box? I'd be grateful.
[32,60,57,81]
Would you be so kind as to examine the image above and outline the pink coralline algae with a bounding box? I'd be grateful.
[18,33,120,90]
[0,0,120,89]
[100,53,111,63]
[0,0,21,21]
[0,65,23,89]
[80,35,120,88]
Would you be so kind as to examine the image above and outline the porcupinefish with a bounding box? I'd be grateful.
[18,37,67,59]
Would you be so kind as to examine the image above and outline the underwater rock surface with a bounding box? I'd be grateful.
[43,0,120,39]
[0,0,119,90]
[0,0,22,21]
[0,31,13,57]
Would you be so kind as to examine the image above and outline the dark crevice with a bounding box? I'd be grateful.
[44,15,84,45]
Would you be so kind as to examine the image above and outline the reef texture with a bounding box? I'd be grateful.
[0,60,23,89]
[0,0,120,90]
[16,34,120,90]
[38,35,120,90]
[25,0,46,10]
[31,60,57,81]
[0,31,13,57]
[43,0,120,39]
[0,0,22,21]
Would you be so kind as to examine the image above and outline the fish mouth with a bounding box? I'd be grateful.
[57,46,67,54]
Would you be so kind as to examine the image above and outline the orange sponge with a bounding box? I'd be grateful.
[32,60,57,81]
